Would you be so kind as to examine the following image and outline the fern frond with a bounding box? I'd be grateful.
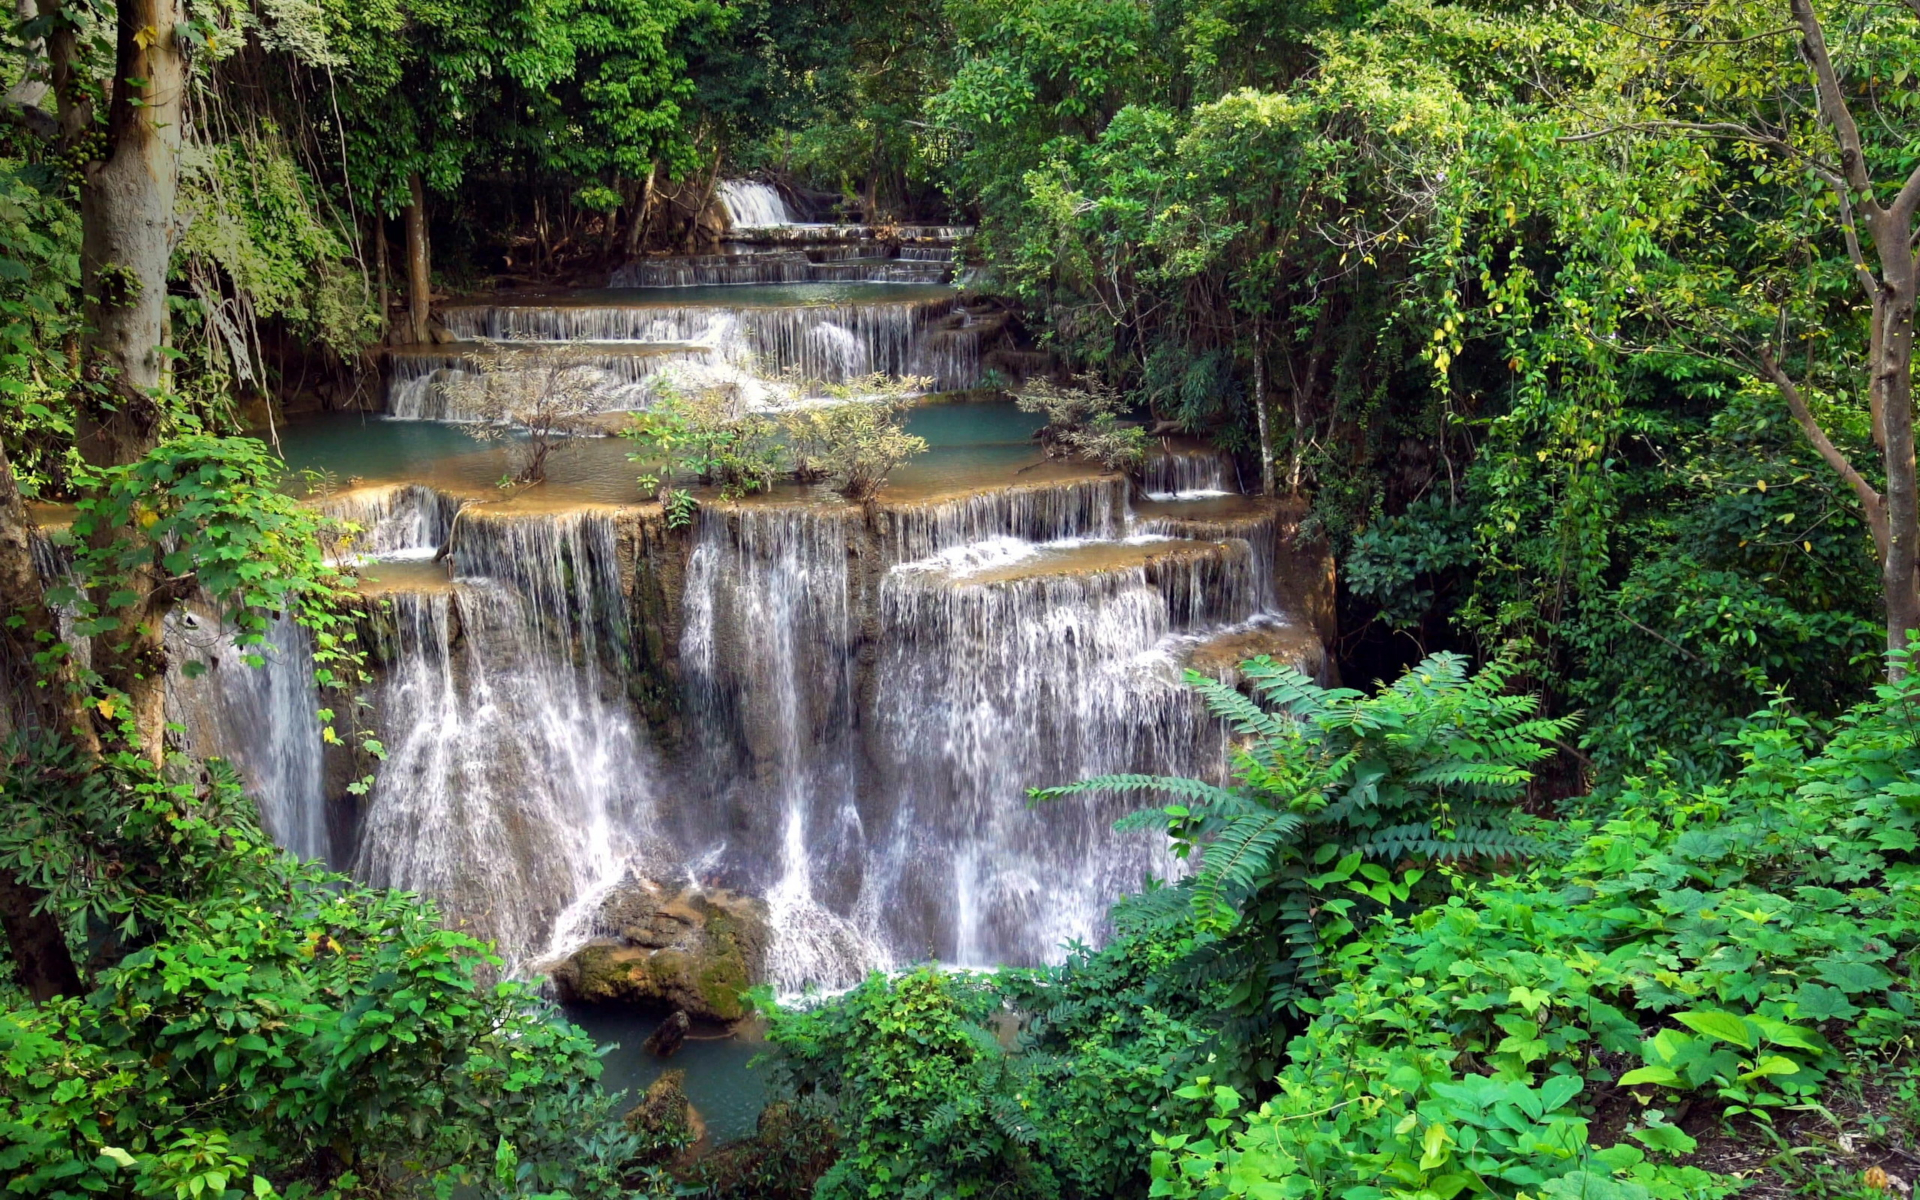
[1031,774,1243,809]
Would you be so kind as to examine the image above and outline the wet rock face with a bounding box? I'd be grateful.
[551,878,769,1022]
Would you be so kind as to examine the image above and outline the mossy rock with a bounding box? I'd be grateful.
[550,878,768,1023]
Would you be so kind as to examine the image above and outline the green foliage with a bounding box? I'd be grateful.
[1345,497,1476,630]
[175,135,378,373]
[0,740,649,1199]
[1146,647,1920,1198]
[1038,653,1567,1025]
[0,160,81,494]
[1013,376,1147,471]
[779,393,929,500]
[764,967,1057,1199]
[625,383,783,501]
[46,436,371,745]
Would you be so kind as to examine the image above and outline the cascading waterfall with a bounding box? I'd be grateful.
[184,460,1315,983]
[611,251,815,288]
[351,508,658,965]
[862,537,1253,965]
[1144,446,1236,499]
[386,345,708,420]
[166,613,330,863]
[612,250,952,287]
[718,180,794,228]
[319,484,460,560]
[876,477,1129,560]
[677,504,885,991]
[425,295,976,403]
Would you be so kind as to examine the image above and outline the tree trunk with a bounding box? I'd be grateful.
[1251,329,1274,497]
[626,160,658,256]
[65,0,188,757]
[1872,244,1920,658]
[374,214,390,340]
[405,173,431,344]
[74,0,186,468]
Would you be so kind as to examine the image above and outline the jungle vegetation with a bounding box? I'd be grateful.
[4,0,1920,1197]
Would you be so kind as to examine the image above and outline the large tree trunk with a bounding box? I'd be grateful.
[405,173,431,344]
[64,0,188,757]
[74,0,186,467]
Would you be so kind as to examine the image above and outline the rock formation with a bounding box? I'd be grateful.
[552,877,769,1022]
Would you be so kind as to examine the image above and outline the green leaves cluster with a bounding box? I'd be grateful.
[1144,650,1920,1198]
[626,384,930,505]
[1038,652,1566,1028]
[0,742,651,1200]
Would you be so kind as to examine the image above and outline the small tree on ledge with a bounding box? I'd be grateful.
[439,337,613,484]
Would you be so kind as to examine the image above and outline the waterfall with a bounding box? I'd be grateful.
[677,504,884,991]
[353,508,657,964]
[386,345,707,420]
[318,484,460,560]
[166,613,329,863]
[862,539,1252,965]
[611,251,815,288]
[434,295,975,393]
[874,477,1129,561]
[1144,446,1236,499]
[718,180,793,228]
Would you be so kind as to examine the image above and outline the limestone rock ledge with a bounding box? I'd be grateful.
[550,878,769,1022]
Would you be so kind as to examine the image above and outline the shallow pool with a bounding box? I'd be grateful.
[563,1004,771,1143]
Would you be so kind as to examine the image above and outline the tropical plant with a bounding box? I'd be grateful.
[625,378,784,501]
[1011,376,1149,472]
[0,737,654,1199]
[1035,652,1570,1023]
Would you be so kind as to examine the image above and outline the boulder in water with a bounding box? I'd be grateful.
[624,1069,704,1164]
[551,878,769,1022]
[645,1009,691,1058]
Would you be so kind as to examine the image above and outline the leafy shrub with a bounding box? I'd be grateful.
[1014,376,1149,471]
[0,739,650,1199]
[625,381,784,500]
[1147,651,1920,1198]
[1036,652,1567,1033]
[1344,496,1477,630]
[763,967,1058,1199]
[779,395,929,499]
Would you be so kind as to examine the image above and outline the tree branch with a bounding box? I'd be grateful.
[1790,0,1877,203]
[1755,346,1888,550]
[1835,186,1880,303]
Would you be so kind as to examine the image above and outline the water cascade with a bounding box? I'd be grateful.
[202,188,1331,985]
[349,505,657,965]
[718,180,793,228]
